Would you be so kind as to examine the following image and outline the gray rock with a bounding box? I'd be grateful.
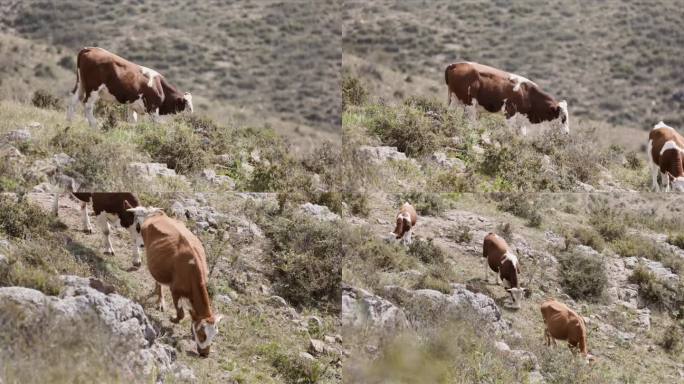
[381,284,510,334]
[268,295,289,308]
[0,144,24,160]
[299,351,316,363]
[127,162,181,179]
[172,364,197,383]
[431,151,466,171]
[308,339,326,356]
[52,153,75,168]
[341,285,409,331]
[300,203,340,221]
[3,129,31,143]
[358,146,407,163]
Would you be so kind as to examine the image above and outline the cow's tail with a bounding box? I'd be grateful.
[71,48,88,95]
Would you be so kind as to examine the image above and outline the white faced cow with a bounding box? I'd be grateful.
[445,61,569,135]
[66,47,193,128]
[483,232,526,308]
[55,192,144,267]
[128,207,222,358]
[390,202,417,246]
[540,299,593,362]
[647,121,684,192]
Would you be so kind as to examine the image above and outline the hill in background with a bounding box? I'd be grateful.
[0,0,340,143]
[343,0,684,130]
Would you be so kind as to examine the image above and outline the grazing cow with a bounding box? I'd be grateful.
[482,232,526,308]
[445,61,569,135]
[66,47,193,128]
[391,202,417,245]
[540,299,593,361]
[128,207,222,357]
[63,193,145,267]
[647,121,684,192]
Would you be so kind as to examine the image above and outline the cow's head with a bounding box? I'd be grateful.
[557,100,569,134]
[126,206,164,232]
[122,200,145,250]
[506,287,527,308]
[392,213,412,239]
[666,171,684,191]
[192,314,222,357]
[180,92,194,113]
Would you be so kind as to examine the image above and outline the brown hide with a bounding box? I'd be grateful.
[482,233,520,288]
[141,213,214,322]
[445,62,562,124]
[649,126,684,178]
[540,299,588,356]
[72,192,140,229]
[393,202,418,239]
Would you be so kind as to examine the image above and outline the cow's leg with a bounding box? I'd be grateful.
[544,328,551,346]
[403,229,413,245]
[81,201,93,233]
[155,283,166,312]
[467,98,478,122]
[651,164,660,192]
[170,291,185,323]
[96,213,115,255]
[127,106,138,123]
[150,108,160,124]
[84,90,100,128]
[483,258,488,282]
[447,89,452,107]
[126,225,142,268]
[661,172,670,192]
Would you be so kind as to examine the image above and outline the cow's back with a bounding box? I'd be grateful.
[649,125,684,164]
[541,300,573,340]
[399,203,417,226]
[142,214,207,286]
[483,233,507,271]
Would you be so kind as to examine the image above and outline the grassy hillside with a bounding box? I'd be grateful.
[0,192,342,383]
[343,0,684,130]
[343,192,684,383]
[0,0,340,139]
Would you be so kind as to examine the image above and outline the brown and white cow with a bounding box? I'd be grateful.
[483,232,525,308]
[445,62,569,135]
[391,202,417,245]
[66,47,193,128]
[540,299,593,361]
[60,192,145,267]
[127,207,222,357]
[647,121,684,192]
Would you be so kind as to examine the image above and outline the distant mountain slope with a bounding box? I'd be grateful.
[343,0,684,129]
[0,0,340,134]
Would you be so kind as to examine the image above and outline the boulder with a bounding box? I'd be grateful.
[3,129,31,143]
[431,151,466,171]
[0,276,177,381]
[127,162,183,180]
[300,203,340,221]
[341,285,409,331]
[357,146,407,163]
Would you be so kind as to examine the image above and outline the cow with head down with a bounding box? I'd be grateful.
[541,299,594,362]
[67,47,193,128]
[445,61,569,135]
[483,232,526,308]
[127,206,222,358]
[390,202,417,246]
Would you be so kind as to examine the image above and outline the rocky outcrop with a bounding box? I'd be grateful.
[342,285,409,331]
[0,276,186,381]
[300,203,340,221]
[357,146,408,163]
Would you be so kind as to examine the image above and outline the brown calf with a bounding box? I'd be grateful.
[391,202,417,245]
[540,299,592,360]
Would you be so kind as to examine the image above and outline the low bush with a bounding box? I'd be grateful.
[447,224,472,244]
[628,264,683,313]
[407,238,445,265]
[558,250,608,301]
[139,122,209,175]
[589,204,626,242]
[31,89,62,110]
[496,193,543,227]
[258,342,326,384]
[366,104,443,157]
[0,196,55,239]
[568,226,606,252]
[342,74,368,110]
[414,265,454,293]
[666,233,684,250]
[659,324,683,354]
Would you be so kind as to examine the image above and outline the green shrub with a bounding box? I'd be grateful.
[398,192,446,216]
[366,104,441,157]
[496,193,543,227]
[403,95,446,115]
[628,264,683,312]
[558,250,608,301]
[407,238,445,265]
[569,226,606,252]
[139,122,209,175]
[589,205,626,242]
[659,324,683,354]
[0,196,55,239]
[342,74,368,110]
[261,212,342,313]
[258,342,325,384]
[666,233,684,250]
[31,89,62,110]
[414,265,454,293]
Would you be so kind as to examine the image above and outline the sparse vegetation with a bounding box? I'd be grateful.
[407,238,445,265]
[558,250,608,301]
[31,89,62,110]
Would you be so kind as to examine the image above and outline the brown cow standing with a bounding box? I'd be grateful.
[540,299,593,360]
[128,206,221,357]
[66,47,193,128]
[483,232,525,308]
[391,202,417,245]
[445,61,568,135]
[647,121,684,192]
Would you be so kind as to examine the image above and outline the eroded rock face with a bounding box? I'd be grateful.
[300,203,340,221]
[0,276,182,381]
[341,285,409,331]
[381,284,511,334]
[357,146,408,163]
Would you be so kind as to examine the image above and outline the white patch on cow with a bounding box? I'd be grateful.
[558,100,569,134]
[184,92,194,113]
[653,121,673,131]
[139,65,160,87]
[647,139,660,192]
[502,251,519,270]
[508,73,536,92]
[660,140,684,155]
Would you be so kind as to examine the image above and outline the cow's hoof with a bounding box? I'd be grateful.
[104,250,114,255]
[84,228,93,234]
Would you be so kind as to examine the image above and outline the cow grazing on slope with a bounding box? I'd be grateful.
[647,121,684,192]
[391,202,417,245]
[128,207,222,357]
[483,232,526,308]
[540,299,593,361]
[445,61,569,135]
[54,192,144,267]
[66,47,193,128]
